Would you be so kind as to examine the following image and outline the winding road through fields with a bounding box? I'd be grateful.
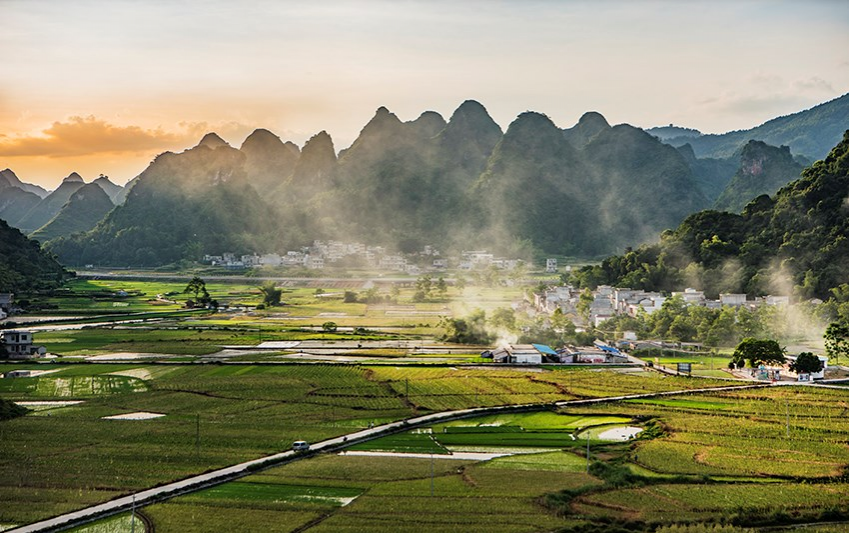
[7,381,777,533]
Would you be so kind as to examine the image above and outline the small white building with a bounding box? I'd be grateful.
[306,255,325,270]
[1,330,46,359]
[720,293,747,306]
[511,345,543,364]
[674,288,705,305]
[545,258,557,273]
[259,253,282,267]
[765,295,790,306]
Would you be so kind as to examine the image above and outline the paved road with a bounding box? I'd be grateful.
[6,381,775,533]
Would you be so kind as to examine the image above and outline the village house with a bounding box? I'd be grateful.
[259,253,282,267]
[378,255,407,272]
[1,330,46,359]
[719,293,747,306]
[482,344,548,364]
[0,293,13,313]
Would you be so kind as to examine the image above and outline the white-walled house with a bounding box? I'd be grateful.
[1,331,46,359]
[720,293,747,306]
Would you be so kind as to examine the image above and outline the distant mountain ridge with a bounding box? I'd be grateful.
[0,169,48,198]
[0,172,123,238]
[656,92,849,161]
[25,93,847,267]
[30,182,115,243]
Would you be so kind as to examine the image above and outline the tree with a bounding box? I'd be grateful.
[732,338,785,368]
[789,352,824,375]
[824,322,849,365]
[415,275,433,299]
[439,310,492,344]
[362,287,380,303]
[184,276,210,305]
[455,276,467,292]
[577,288,594,324]
[259,282,282,307]
[435,277,448,300]
[489,307,516,332]
[343,291,358,303]
[322,321,337,333]
[550,308,576,336]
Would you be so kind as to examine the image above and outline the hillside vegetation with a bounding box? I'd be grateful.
[0,218,68,293]
[572,130,849,301]
[47,102,709,265]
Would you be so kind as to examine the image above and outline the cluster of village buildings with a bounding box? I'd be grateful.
[203,241,531,274]
[534,285,790,327]
[483,341,629,365]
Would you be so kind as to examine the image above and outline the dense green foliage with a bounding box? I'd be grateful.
[599,295,784,347]
[730,338,785,368]
[573,131,849,301]
[438,309,493,344]
[824,322,849,365]
[0,398,28,420]
[0,218,68,292]
[788,352,823,374]
[713,140,804,213]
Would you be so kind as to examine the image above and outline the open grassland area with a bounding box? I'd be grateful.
[0,363,654,525]
[144,454,596,533]
[370,366,733,412]
[541,386,849,530]
[358,411,637,453]
[642,353,735,379]
[29,279,263,315]
[4,365,849,531]
[0,362,739,527]
[136,383,849,532]
[20,279,519,337]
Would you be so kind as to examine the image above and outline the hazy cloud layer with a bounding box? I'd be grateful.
[0,116,262,158]
[697,75,839,123]
[0,116,186,157]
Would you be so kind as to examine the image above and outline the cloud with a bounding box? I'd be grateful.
[0,116,188,157]
[793,76,834,93]
[697,75,839,121]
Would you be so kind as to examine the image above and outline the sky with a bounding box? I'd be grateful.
[1,0,848,189]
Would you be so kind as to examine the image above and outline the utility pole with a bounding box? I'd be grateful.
[586,431,591,473]
[131,494,136,533]
[195,414,200,456]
